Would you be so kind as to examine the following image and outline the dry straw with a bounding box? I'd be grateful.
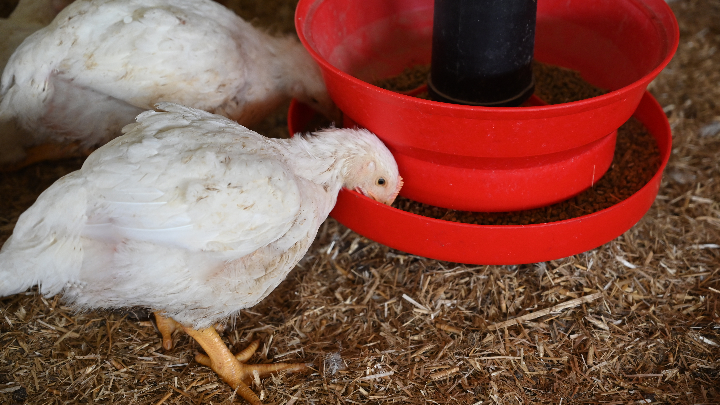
[1,0,719,403]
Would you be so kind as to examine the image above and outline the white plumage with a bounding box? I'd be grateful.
[0,0,72,73]
[0,0,337,168]
[0,103,402,329]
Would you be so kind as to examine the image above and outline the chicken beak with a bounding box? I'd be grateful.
[355,186,382,204]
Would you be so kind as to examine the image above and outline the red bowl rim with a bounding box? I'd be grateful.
[295,0,679,120]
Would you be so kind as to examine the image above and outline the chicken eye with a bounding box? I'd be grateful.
[377,177,386,186]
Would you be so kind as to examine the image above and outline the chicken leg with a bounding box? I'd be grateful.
[154,312,182,350]
[154,313,309,405]
[184,327,309,405]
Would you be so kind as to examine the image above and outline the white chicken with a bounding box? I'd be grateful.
[0,103,401,405]
[0,0,338,170]
[1,0,72,71]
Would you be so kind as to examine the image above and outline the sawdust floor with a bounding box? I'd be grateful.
[1,0,719,404]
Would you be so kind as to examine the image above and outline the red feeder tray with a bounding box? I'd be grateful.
[289,92,671,265]
[295,0,678,211]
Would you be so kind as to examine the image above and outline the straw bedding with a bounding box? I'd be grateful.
[1,0,718,403]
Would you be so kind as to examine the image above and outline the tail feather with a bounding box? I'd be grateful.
[0,171,87,298]
[0,234,43,296]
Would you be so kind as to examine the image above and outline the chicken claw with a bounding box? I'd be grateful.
[154,312,182,350]
[183,326,309,405]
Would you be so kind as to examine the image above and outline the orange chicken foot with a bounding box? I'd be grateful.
[153,313,309,405]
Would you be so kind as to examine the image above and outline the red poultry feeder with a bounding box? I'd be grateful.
[289,92,671,265]
[295,0,678,212]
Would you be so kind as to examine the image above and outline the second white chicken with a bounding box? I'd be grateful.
[0,0,338,169]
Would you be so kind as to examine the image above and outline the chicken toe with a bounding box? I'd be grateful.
[154,312,182,350]
[234,339,261,362]
[183,326,309,405]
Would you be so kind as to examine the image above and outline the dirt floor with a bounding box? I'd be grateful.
[1,0,719,404]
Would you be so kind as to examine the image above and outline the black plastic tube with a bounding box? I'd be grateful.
[428,0,537,107]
